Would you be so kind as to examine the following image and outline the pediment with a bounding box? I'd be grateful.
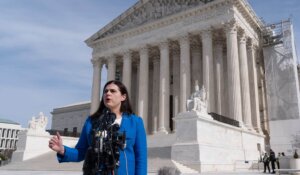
[87,0,215,42]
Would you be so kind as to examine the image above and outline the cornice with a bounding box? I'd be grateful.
[88,0,229,49]
[231,0,264,32]
[51,102,91,114]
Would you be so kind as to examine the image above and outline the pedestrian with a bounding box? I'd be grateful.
[263,153,270,173]
[48,80,147,175]
[269,149,276,174]
[276,152,281,169]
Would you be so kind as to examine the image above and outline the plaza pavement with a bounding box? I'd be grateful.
[0,169,272,175]
[0,151,278,175]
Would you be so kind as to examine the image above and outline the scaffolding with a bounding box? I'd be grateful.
[262,19,291,47]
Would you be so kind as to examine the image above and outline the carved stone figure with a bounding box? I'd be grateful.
[28,117,37,129]
[187,82,208,116]
[27,112,49,135]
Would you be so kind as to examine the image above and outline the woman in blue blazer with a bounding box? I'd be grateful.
[49,80,147,175]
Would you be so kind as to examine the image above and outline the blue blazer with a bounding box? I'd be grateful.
[57,113,147,175]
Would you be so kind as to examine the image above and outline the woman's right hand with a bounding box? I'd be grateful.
[49,132,65,155]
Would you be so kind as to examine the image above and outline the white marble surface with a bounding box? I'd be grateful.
[12,131,78,162]
[171,111,264,172]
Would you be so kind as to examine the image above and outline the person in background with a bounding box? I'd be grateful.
[269,149,276,174]
[48,80,147,175]
[263,153,270,173]
[276,152,281,170]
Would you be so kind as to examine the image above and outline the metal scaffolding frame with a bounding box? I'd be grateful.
[262,19,291,47]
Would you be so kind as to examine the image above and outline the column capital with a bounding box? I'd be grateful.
[178,34,190,47]
[106,55,116,63]
[158,40,169,50]
[239,35,247,44]
[117,49,132,56]
[201,28,213,39]
[170,41,180,52]
[238,29,247,44]
[225,19,238,34]
[247,38,259,51]
[178,33,189,42]
[122,50,132,60]
[247,39,254,50]
[139,46,148,56]
[91,57,103,67]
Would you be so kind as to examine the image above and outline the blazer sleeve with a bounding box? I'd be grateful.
[134,116,147,175]
[57,117,91,162]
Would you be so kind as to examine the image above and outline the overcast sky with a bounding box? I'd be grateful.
[0,0,299,128]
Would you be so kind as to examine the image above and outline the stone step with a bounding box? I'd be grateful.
[172,160,199,174]
[1,150,178,174]
[1,133,178,173]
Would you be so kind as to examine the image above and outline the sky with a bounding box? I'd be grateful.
[0,0,299,129]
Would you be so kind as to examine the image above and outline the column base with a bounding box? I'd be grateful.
[253,127,264,134]
[238,122,247,129]
[244,124,256,132]
[151,130,157,135]
[157,127,169,134]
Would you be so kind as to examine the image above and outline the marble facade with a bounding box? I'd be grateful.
[85,0,265,135]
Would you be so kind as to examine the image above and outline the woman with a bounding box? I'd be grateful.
[49,80,147,175]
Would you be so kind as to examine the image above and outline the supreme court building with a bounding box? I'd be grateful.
[51,0,300,172]
[86,0,265,134]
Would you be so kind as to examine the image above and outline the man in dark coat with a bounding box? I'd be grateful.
[269,149,276,173]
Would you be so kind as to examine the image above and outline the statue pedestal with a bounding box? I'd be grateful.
[12,130,52,161]
[12,130,78,162]
[290,159,300,175]
[171,111,265,172]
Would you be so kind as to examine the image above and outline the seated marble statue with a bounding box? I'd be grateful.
[187,83,207,116]
[28,112,49,135]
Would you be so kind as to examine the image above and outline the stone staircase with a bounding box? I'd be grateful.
[0,133,200,174]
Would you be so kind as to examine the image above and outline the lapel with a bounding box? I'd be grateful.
[120,113,129,132]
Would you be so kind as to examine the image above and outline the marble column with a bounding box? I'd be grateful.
[225,21,243,125]
[172,48,180,132]
[151,57,160,134]
[122,51,132,96]
[179,35,191,112]
[215,40,225,116]
[131,63,138,114]
[90,58,102,115]
[239,32,253,130]
[260,72,269,132]
[247,41,262,133]
[191,43,202,89]
[202,29,215,113]
[223,50,230,117]
[138,47,149,133]
[158,41,170,133]
[107,56,116,81]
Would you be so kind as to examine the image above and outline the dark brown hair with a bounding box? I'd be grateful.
[91,80,133,118]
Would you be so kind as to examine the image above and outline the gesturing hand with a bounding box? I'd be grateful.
[49,132,65,155]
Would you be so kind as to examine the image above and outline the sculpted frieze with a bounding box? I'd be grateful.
[182,5,228,26]
[98,0,213,39]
